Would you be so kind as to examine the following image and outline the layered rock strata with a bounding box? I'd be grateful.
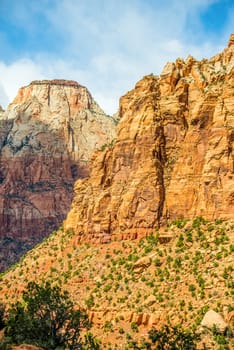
[65,35,234,242]
[0,80,116,270]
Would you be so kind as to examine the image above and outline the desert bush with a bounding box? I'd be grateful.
[3,281,99,349]
[0,303,5,330]
[127,325,200,349]
[148,325,200,349]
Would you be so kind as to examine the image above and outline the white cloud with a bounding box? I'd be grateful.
[0,59,45,104]
[0,0,233,114]
[0,83,8,108]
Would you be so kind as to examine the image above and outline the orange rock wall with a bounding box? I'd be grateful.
[65,35,234,242]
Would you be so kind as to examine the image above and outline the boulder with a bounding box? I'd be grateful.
[201,309,228,333]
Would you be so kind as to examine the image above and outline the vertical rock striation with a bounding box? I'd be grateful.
[0,80,116,270]
[163,35,234,220]
[65,76,166,242]
[65,35,234,242]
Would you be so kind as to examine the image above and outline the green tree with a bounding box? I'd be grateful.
[4,281,99,350]
[127,325,201,349]
[0,303,5,330]
[148,325,200,350]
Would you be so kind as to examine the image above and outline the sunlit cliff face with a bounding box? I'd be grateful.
[65,35,234,242]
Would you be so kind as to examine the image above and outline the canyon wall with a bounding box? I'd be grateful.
[65,35,234,242]
[0,80,116,270]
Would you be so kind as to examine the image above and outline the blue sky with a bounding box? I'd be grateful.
[0,0,233,114]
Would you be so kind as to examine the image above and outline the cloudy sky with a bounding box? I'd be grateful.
[0,0,233,114]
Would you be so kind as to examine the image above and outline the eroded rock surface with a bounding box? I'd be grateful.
[65,35,234,242]
[0,80,116,270]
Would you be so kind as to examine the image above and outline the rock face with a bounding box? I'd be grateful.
[65,35,234,242]
[0,80,116,270]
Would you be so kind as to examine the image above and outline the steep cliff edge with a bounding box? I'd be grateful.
[65,35,234,242]
[0,80,116,270]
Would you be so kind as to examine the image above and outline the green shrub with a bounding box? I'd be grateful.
[146,234,159,246]
[85,293,95,309]
[192,216,207,229]
[212,325,233,349]
[176,234,184,248]
[3,281,99,349]
[185,229,193,242]
[0,303,5,330]
[148,325,200,349]
[170,218,188,228]
[119,327,125,334]
[131,322,139,332]
[104,320,113,333]
[127,325,200,349]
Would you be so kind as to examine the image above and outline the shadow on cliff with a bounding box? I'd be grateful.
[0,113,88,272]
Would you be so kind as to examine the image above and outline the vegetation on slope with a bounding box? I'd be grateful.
[0,218,233,349]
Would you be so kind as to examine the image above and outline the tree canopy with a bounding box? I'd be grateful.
[3,281,100,350]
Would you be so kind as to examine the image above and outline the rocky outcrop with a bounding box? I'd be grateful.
[201,310,228,333]
[65,35,234,242]
[0,80,116,270]
[88,309,163,328]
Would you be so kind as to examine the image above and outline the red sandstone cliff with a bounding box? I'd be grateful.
[65,35,234,242]
[0,80,116,270]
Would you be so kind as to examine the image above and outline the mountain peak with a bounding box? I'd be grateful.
[29,79,81,88]
[0,78,117,271]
